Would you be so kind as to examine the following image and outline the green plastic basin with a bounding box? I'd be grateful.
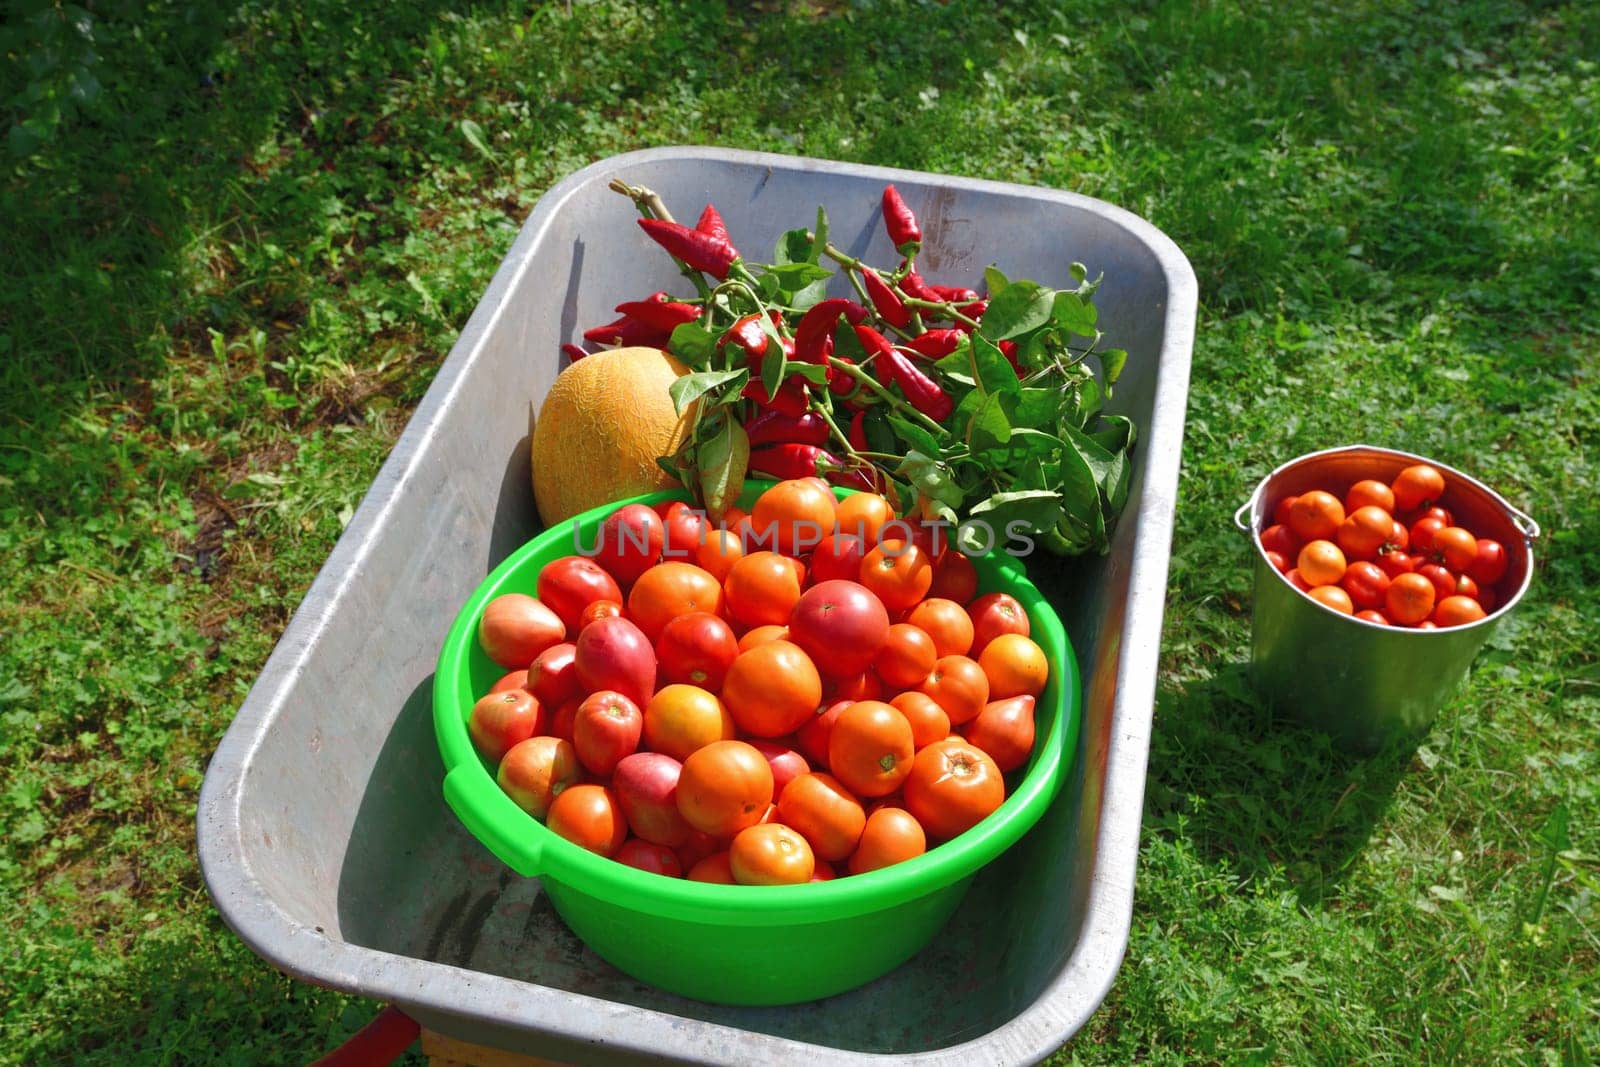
[434,483,1082,1006]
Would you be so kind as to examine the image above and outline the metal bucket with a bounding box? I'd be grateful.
[1234,445,1539,753]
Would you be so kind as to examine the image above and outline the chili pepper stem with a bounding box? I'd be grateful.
[824,356,947,436]
[809,400,865,461]
[901,295,981,330]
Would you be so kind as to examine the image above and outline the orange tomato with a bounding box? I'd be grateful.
[1345,479,1396,514]
[889,691,951,749]
[903,738,1005,841]
[694,527,745,583]
[1336,506,1395,561]
[750,478,837,557]
[874,623,938,688]
[1434,595,1487,627]
[905,598,975,658]
[776,772,867,862]
[1354,609,1391,626]
[1287,490,1345,542]
[729,823,815,885]
[737,624,790,652]
[1385,572,1436,625]
[1296,540,1348,587]
[676,740,774,837]
[847,807,927,875]
[687,851,736,883]
[1391,463,1446,512]
[722,640,823,738]
[546,784,628,857]
[918,655,990,725]
[1306,584,1354,614]
[835,492,895,545]
[1432,526,1479,572]
[823,670,883,704]
[927,549,979,605]
[724,551,803,628]
[626,562,724,643]
[859,541,934,612]
[977,633,1049,700]
[827,700,915,798]
[643,683,736,761]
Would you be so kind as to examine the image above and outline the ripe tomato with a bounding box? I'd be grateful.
[1387,519,1410,551]
[859,541,934,612]
[823,670,883,704]
[1478,587,1500,614]
[962,695,1036,772]
[549,697,580,742]
[497,736,581,819]
[675,829,721,873]
[612,752,693,847]
[751,478,838,557]
[978,633,1049,700]
[574,616,656,710]
[1385,572,1437,625]
[537,556,624,636]
[875,623,938,688]
[694,527,744,583]
[469,689,544,763]
[687,852,736,883]
[573,690,643,776]
[1340,561,1391,611]
[828,700,915,798]
[1265,550,1289,574]
[848,807,927,875]
[724,551,804,628]
[835,492,895,545]
[488,669,530,696]
[729,823,815,885]
[643,684,735,762]
[1432,526,1478,572]
[594,503,666,587]
[1467,539,1508,586]
[655,611,738,691]
[1345,479,1396,514]
[1336,506,1395,561]
[1297,540,1348,587]
[919,655,990,725]
[906,598,975,658]
[776,772,867,862]
[722,640,823,738]
[1272,494,1299,527]
[1259,523,1300,559]
[928,549,979,605]
[578,599,623,631]
[1284,568,1312,591]
[809,531,867,586]
[1453,573,1481,601]
[1306,585,1353,614]
[660,501,709,563]
[1434,595,1487,627]
[749,741,809,800]
[1377,548,1417,579]
[1412,504,1455,528]
[676,740,774,837]
[627,562,724,643]
[968,592,1031,656]
[796,699,852,767]
[478,594,565,669]
[889,692,951,750]
[547,784,628,857]
[614,839,683,878]
[1409,515,1448,555]
[1414,619,1439,630]
[903,738,1005,841]
[1287,490,1345,542]
[810,860,837,882]
[1416,562,1456,601]
[1354,609,1391,626]
[737,624,790,652]
[787,579,892,677]
[1391,463,1446,512]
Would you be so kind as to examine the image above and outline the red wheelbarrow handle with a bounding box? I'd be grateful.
[308,1005,420,1067]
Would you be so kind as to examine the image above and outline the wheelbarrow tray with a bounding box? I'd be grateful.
[197,146,1196,1064]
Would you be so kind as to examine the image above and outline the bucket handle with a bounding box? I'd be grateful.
[1506,502,1541,541]
[1232,483,1264,535]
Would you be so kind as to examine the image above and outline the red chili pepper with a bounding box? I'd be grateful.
[881,185,922,252]
[898,266,941,304]
[719,313,771,363]
[904,329,964,359]
[932,285,981,304]
[614,292,702,332]
[881,345,954,422]
[853,323,895,366]
[745,409,829,449]
[999,339,1024,378]
[862,268,911,329]
[637,218,738,279]
[828,467,884,494]
[742,375,809,418]
[695,203,732,245]
[582,316,671,347]
[749,443,840,481]
[954,298,989,334]
[794,298,869,364]
[848,408,868,451]
[561,344,588,363]
[827,355,859,398]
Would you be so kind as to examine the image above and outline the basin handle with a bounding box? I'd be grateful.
[1506,502,1541,541]
[443,764,544,877]
[1232,496,1259,535]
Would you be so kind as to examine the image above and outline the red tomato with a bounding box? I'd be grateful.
[478,594,565,669]
[835,492,895,546]
[1354,609,1391,626]
[660,501,709,564]
[903,738,1005,841]
[1307,585,1354,614]
[1287,491,1344,542]
[497,736,581,819]
[1453,573,1481,601]
[655,612,739,691]
[526,642,580,708]
[787,579,891,678]
[724,551,804,628]
[1416,563,1457,602]
[748,740,810,800]
[918,655,990,725]
[1387,519,1410,552]
[737,624,790,652]
[905,598,975,658]
[1345,479,1396,514]
[847,807,926,874]
[751,479,837,558]
[928,550,979,605]
[809,532,867,586]
[547,784,628,857]
[1413,504,1455,528]
[1385,572,1436,625]
[574,616,657,710]
[1336,506,1395,562]
[1259,523,1300,559]
[1272,494,1299,528]
[614,838,683,878]
[1377,548,1417,579]
[594,504,666,586]
[537,556,624,635]
[776,772,866,862]
[687,852,736,883]
[796,699,852,767]
[968,592,1031,656]
[695,527,744,583]
[874,623,938,689]
[573,690,643,776]
[889,691,951,750]
[962,695,1036,772]
[628,562,724,644]
[578,599,623,630]
[488,669,530,696]
[1285,568,1313,592]
[468,689,544,763]
[1431,526,1478,572]
[1340,561,1391,612]
[1391,464,1446,512]
[822,670,884,704]
[1434,595,1487,628]
[612,752,692,847]
[977,633,1049,700]
[1265,550,1289,574]
[1409,515,1448,555]
[1467,539,1508,586]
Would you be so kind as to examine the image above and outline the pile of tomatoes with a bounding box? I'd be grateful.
[1259,461,1510,628]
[468,478,1050,886]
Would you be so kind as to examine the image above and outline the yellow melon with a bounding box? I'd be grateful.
[530,347,692,526]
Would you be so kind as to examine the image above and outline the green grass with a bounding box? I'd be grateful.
[2,0,1597,1062]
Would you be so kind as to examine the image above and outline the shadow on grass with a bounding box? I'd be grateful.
[1144,661,1416,905]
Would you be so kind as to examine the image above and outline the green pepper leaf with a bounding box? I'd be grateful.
[774,228,812,266]
[1055,444,1108,553]
[1013,387,1057,430]
[698,416,748,521]
[1100,347,1128,387]
[763,261,832,287]
[899,451,965,508]
[979,279,1055,341]
[785,362,830,386]
[1061,423,1117,490]
[668,321,718,368]
[811,206,830,264]
[1103,449,1131,513]
[669,368,747,415]
[983,264,1011,297]
[1051,290,1099,337]
[1088,413,1137,454]
[967,392,1013,454]
[969,333,1021,395]
[969,489,1064,534]
[887,413,942,457]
